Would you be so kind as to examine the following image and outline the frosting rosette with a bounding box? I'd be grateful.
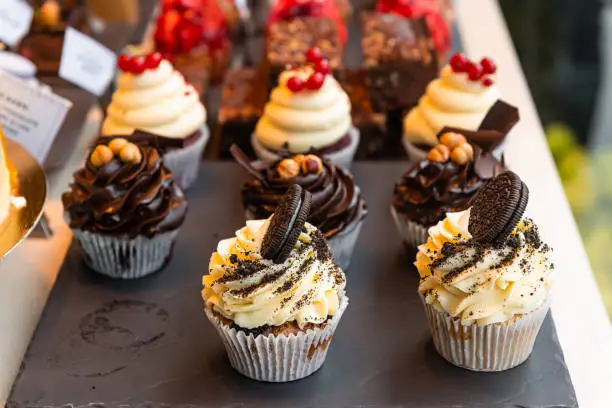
[203,218,346,329]
[416,209,554,326]
[404,65,500,146]
[102,59,206,139]
[255,66,352,153]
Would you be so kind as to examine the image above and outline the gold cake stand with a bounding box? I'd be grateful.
[0,139,47,259]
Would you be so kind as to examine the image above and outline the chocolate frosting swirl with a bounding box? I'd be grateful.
[238,153,367,238]
[393,150,504,226]
[62,145,187,238]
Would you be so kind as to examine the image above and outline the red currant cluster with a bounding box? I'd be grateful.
[117,53,164,75]
[449,53,497,87]
[286,47,331,93]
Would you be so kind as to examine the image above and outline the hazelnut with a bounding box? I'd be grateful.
[119,143,143,164]
[301,154,323,175]
[427,144,450,163]
[293,154,306,164]
[439,132,467,150]
[450,143,474,165]
[277,159,300,180]
[108,138,129,154]
[90,145,114,168]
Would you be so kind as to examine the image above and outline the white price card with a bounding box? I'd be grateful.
[0,0,34,47]
[59,27,117,96]
[0,71,72,163]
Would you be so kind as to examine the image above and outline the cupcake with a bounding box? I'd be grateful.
[416,171,554,372]
[392,131,504,247]
[62,139,187,279]
[232,145,367,269]
[403,53,502,160]
[251,47,359,168]
[102,53,208,190]
[202,185,348,382]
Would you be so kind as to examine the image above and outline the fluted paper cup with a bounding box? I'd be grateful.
[390,205,429,248]
[205,296,348,382]
[163,125,209,190]
[327,219,363,270]
[402,138,429,165]
[251,127,360,169]
[71,229,178,279]
[421,296,551,372]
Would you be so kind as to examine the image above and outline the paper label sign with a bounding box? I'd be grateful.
[0,0,34,47]
[0,71,72,163]
[59,27,116,96]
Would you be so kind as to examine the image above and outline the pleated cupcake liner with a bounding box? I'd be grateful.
[402,138,429,165]
[71,229,178,280]
[390,206,430,248]
[245,210,362,270]
[327,219,363,270]
[251,127,360,169]
[205,295,349,382]
[163,125,209,191]
[421,296,551,372]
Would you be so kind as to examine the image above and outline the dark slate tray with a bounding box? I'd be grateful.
[8,163,578,408]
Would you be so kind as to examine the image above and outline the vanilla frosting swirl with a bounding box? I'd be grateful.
[416,209,553,326]
[404,65,500,146]
[255,67,352,153]
[202,218,346,329]
[102,60,206,139]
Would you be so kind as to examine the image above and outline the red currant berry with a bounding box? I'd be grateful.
[130,56,146,74]
[449,53,468,72]
[287,76,304,93]
[482,77,494,87]
[117,55,132,72]
[467,63,483,81]
[480,57,497,74]
[314,58,330,75]
[306,72,325,90]
[144,52,163,70]
[305,47,323,64]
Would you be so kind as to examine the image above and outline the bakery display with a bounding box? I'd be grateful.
[253,48,359,168]
[62,139,187,279]
[202,185,348,382]
[416,171,554,371]
[102,53,208,189]
[233,146,367,268]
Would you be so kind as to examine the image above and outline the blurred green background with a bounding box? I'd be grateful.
[500,0,612,317]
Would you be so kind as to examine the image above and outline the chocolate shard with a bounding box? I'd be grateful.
[437,100,519,153]
[230,144,270,187]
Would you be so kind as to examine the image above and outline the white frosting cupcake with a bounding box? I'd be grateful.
[255,66,352,153]
[404,56,501,147]
[102,59,206,139]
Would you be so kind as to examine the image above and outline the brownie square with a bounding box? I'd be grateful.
[336,68,387,160]
[360,12,439,114]
[266,17,343,88]
[213,67,268,159]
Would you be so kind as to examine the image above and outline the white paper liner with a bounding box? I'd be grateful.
[421,297,551,372]
[251,127,360,169]
[327,219,363,270]
[205,296,349,382]
[390,206,429,248]
[163,125,209,191]
[245,209,363,270]
[71,229,178,279]
[402,138,429,165]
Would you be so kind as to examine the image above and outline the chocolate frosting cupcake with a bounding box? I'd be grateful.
[63,141,187,238]
[393,132,504,227]
[234,147,367,238]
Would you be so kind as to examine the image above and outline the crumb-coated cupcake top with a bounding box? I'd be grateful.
[236,149,366,238]
[102,53,206,139]
[416,210,553,326]
[393,132,504,227]
[255,48,352,153]
[202,218,346,329]
[62,139,187,238]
